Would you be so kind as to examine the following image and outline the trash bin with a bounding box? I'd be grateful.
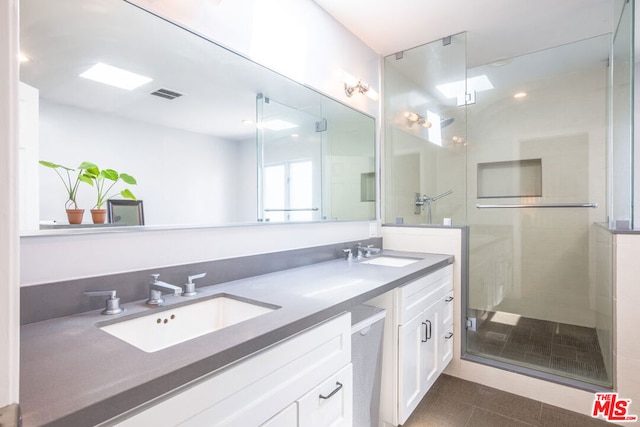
[350,304,386,427]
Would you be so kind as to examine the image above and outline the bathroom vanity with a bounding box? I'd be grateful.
[112,314,353,426]
[368,264,454,426]
[20,250,453,426]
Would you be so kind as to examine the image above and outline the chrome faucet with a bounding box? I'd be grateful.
[84,290,124,315]
[182,273,207,297]
[147,273,183,306]
[357,243,381,258]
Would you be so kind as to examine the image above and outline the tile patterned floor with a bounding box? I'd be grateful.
[466,312,610,386]
[403,374,613,427]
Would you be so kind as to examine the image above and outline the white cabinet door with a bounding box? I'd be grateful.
[398,302,439,424]
[398,311,424,422]
[420,302,440,396]
[298,364,353,427]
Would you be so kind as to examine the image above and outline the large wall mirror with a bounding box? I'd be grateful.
[19,0,376,233]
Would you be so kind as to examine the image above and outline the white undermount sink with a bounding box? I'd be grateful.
[359,256,420,267]
[99,294,278,353]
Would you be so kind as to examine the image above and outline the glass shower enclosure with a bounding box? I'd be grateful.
[384,30,617,388]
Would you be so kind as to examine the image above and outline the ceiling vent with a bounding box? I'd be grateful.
[150,88,183,100]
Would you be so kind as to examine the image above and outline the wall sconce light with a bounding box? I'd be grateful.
[344,78,379,101]
[404,112,432,128]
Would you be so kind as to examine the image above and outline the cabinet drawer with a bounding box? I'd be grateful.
[441,290,454,326]
[297,363,353,427]
[399,265,452,324]
[261,403,297,427]
[440,323,454,368]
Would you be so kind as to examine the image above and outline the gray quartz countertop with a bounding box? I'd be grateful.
[20,250,453,427]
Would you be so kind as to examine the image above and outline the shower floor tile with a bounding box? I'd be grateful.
[467,312,610,385]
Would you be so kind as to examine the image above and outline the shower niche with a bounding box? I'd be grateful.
[477,158,542,198]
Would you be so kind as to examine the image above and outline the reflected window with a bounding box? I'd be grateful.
[263,160,313,222]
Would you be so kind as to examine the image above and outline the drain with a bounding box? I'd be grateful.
[486,332,508,341]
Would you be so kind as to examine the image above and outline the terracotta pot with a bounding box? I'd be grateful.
[66,209,84,225]
[90,209,107,224]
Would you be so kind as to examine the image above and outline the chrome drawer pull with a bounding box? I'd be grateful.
[445,296,454,302]
[445,332,454,339]
[319,381,343,400]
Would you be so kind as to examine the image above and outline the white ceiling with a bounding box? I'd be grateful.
[312,0,617,67]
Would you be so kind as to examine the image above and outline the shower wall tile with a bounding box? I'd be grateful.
[615,234,640,359]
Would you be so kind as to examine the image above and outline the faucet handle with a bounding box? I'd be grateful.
[183,273,207,297]
[342,248,353,260]
[187,273,207,283]
[84,290,124,315]
[150,273,160,283]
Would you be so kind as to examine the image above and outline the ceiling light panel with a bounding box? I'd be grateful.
[80,63,153,90]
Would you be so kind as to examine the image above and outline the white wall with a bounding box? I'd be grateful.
[38,101,253,226]
[613,234,640,416]
[0,0,20,408]
[634,64,640,229]
[21,221,375,285]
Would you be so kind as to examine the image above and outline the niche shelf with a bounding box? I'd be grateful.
[477,158,542,198]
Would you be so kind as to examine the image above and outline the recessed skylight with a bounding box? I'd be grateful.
[258,120,298,131]
[79,63,152,90]
[436,75,494,99]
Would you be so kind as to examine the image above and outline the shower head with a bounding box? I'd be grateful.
[441,117,455,128]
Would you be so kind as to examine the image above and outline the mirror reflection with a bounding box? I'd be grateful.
[19,0,376,233]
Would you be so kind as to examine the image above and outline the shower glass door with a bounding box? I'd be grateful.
[257,95,324,222]
[383,34,467,226]
[464,35,613,388]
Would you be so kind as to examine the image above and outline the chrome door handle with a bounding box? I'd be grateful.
[319,381,343,400]
[445,296,454,302]
[445,332,454,339]
[422,320,432,342]
[421,321,428,342]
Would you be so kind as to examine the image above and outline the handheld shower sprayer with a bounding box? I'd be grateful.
[415,190,453,224]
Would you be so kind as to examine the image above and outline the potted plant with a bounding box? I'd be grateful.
[39,160,93,224]
[79,162,137,224]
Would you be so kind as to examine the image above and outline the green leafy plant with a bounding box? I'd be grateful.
[39,160,93,210]
[78,161,137,209]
